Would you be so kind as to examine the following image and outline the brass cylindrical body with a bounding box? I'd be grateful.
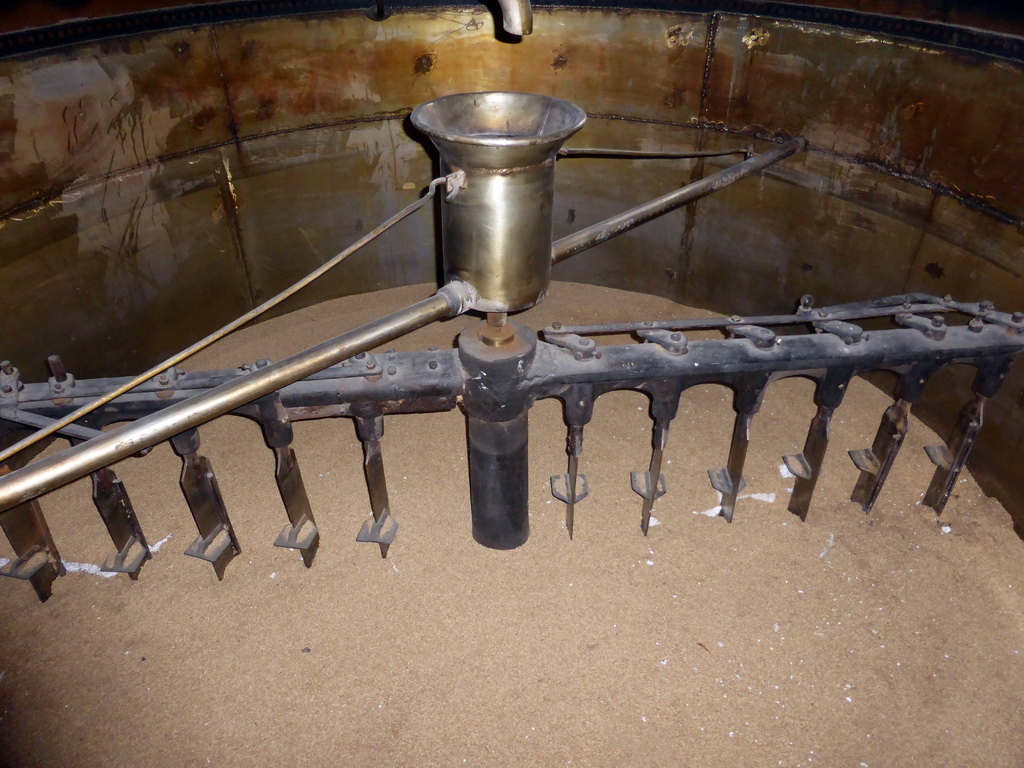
[411,92,586,312]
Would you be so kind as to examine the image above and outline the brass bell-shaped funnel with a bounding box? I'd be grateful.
[412,91,586,313]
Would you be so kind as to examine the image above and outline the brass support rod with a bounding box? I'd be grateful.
[0,281,477,513]
[0,177,448,466]
[557,147,751,160]
[551,138,805,265]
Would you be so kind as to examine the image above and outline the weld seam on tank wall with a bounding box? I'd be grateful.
[1,105,1020,237]
[1,8,1021,227]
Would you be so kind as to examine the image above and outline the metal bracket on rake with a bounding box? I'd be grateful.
[637,329,689,354]
[813,320,864,345]
[728,325,777,349]
[545,332,600,360]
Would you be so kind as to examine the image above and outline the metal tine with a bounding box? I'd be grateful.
[255,395,319,568]
[551,385,594,539]
[353,408,397,558]
[65,436,153,580]
[923,358,1014,514]
[709,373,770,523]
[849,364,932,513]
[785,368,854,522]
[90,466,152,579]
[169,429,240,580]
[0,431,65,601]
[631,381,683,535]
[922,394,984,514]
[0,496,65,601]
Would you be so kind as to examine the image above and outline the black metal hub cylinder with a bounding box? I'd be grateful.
[458,321,537,549]
[467,412,529,548]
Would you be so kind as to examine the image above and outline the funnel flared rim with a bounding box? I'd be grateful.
[411,91,586,148]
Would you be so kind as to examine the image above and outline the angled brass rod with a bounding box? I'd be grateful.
[0,281,477,513]
[551,137,806,265]
[557,147,751,160]
[0,177,448,467]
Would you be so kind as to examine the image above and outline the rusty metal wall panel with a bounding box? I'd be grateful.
[906,235,1023,311]
[0,26,233,216]
[703,16,1024,220]
[920,196,1024,283]
[232,118,438,318]
[0,149,250,380]
[213,9,708,138]
[552,118,711,302]
[679,143,924,315]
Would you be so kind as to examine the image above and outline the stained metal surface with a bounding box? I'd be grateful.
[0,4,1021,529]
[702,16,1024,217]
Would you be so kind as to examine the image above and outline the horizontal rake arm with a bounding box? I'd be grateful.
[0,294,1020,599]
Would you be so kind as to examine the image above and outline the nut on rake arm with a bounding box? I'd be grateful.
[0,293,1021,600]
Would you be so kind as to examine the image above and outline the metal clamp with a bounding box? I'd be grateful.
[895,313,947,341]
[814,320,865,345]
[637,329,688,354]
[545,332,600,360]
[729,325,777,349]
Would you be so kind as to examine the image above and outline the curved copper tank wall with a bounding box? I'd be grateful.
[0,2,1022,528]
